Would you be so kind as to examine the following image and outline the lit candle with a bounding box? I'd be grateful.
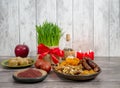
[84,51,89,58]
[77,50,83,60]
[89,50,94,60]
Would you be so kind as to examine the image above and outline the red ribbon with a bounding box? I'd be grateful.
[77,50,94,60]
[37,44,64,64]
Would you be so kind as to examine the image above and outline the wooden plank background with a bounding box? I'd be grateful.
[0,0,120,57]
[94,0,109,56]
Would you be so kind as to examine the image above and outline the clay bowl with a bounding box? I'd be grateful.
[13,68,48,83]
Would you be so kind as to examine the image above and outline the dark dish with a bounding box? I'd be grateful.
[13,68,47,83]
[53,57,101,81]
[53,68,101,81]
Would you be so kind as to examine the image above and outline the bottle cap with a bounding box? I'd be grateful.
[66,34,70,41]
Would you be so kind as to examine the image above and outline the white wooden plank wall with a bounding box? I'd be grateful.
[73,0,94,52]
[0,0,19,56]
[19,0,36,56]
[0,0,120,57]
[36,0,56,24]
[94,0,109,56]
[57,0,73,49]
[110,0,120,56]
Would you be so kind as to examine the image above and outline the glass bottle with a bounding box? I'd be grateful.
[65,34,71,49]
[63,34,75,59]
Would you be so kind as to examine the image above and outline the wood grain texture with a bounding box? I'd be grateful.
[0,0,19,56]
[0,0,120,57]
[0,82,120,88]
[36,0,56,24]
[110,0,120,56]
[73,0,94,52]
[19,0,36,56]
[94,0,109,56]
[0,57,120,88]
[57,0,73,49]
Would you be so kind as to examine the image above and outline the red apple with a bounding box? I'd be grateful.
[14,44,29,57]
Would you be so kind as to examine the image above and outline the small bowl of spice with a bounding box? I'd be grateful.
[13,68,47,83]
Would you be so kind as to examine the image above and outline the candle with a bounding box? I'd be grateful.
[77,50,83,60]
[88,50,94,60]
[77,50,94,60]
[84,52,89,58]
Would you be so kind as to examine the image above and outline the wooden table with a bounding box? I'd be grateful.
[0,57,120,88]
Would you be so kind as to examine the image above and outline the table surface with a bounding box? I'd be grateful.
[0,56,120,88]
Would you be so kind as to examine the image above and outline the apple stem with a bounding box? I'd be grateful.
[23,42,25,45]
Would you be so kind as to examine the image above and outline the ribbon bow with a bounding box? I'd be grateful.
[37,44,64,64]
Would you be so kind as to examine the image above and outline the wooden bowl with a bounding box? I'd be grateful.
[53,67,101,81]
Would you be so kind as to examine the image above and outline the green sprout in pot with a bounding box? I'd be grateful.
[36,21,63,47]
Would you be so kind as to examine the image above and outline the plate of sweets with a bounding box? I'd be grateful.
[1,57,35,68]
[53,56,101,81]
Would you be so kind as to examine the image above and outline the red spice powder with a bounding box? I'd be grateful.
[17,68,42,78]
